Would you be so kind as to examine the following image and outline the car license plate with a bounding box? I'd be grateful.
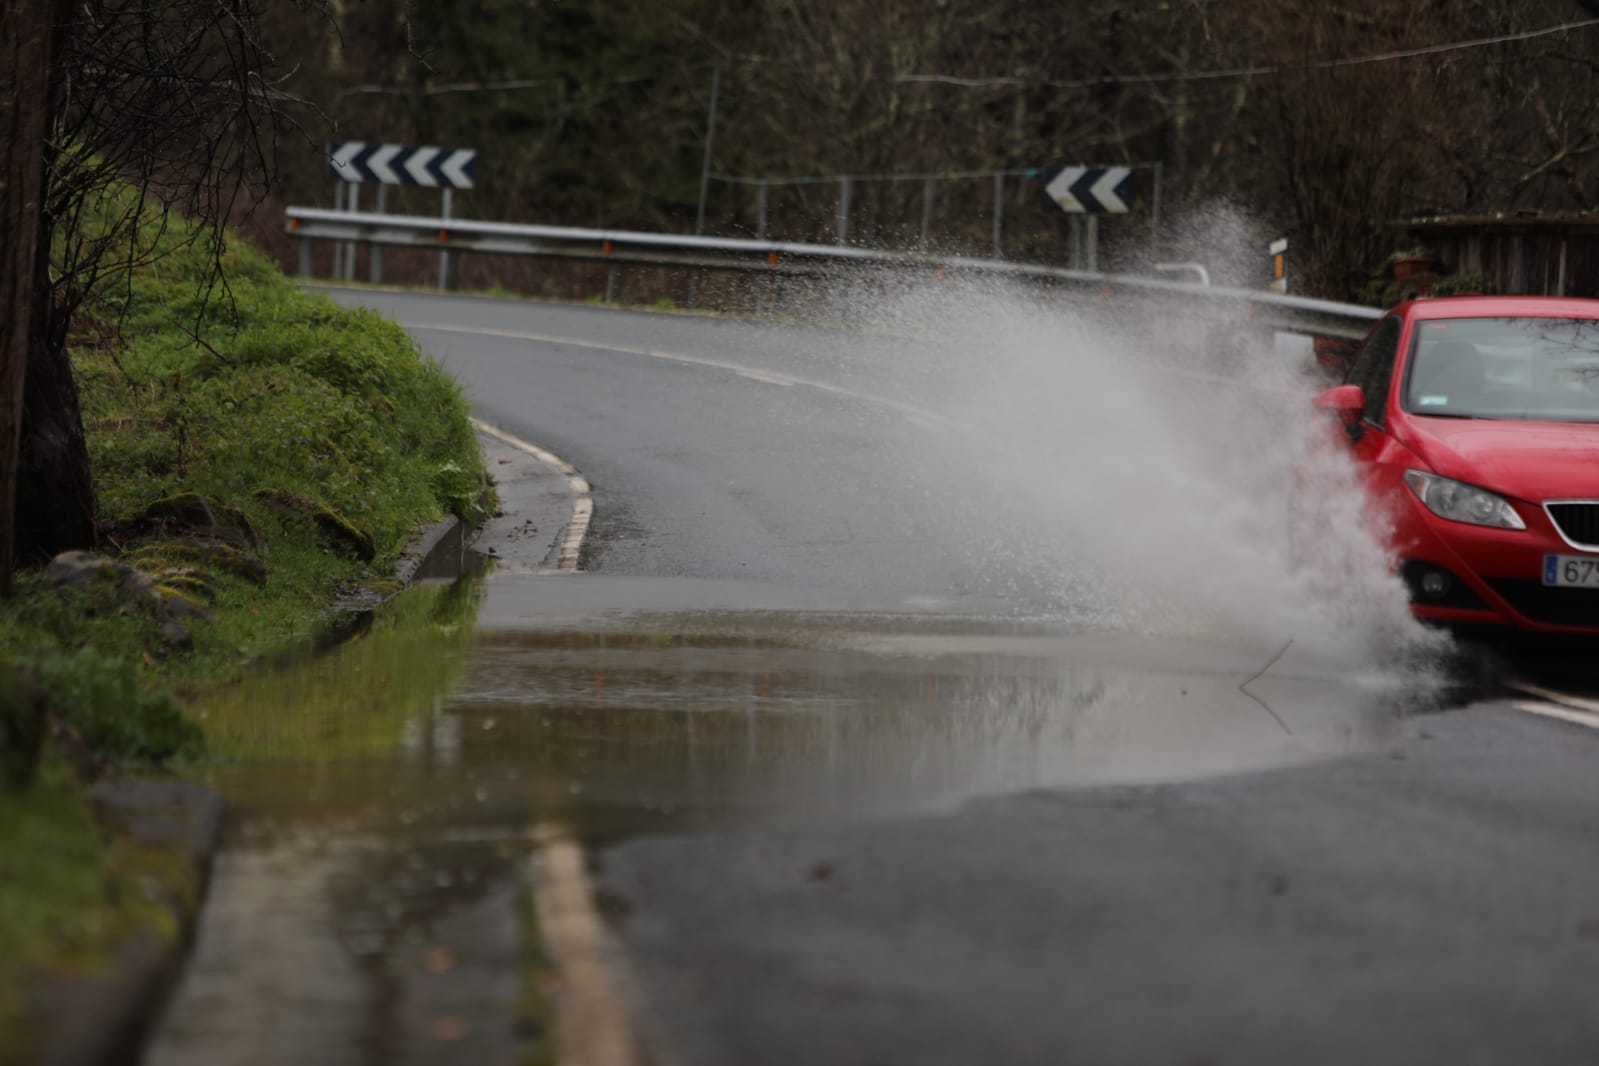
[1544,554,1599,587]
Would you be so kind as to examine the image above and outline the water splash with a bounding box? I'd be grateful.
[831,271,1448,674]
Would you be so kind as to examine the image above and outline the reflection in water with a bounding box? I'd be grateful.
[195,580,482,762]
[449,620,1427,841]
[150,585,1440,1066]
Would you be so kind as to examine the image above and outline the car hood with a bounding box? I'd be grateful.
[1403,416,1599,502]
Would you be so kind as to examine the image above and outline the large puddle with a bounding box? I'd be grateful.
[147,573,1443,1065]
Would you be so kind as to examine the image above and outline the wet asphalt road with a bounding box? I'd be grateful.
[149,289,1599,1065]
[604,706,1599,1066]
[326,286,1282,620]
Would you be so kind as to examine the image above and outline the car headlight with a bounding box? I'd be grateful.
[1403,470,1525,530]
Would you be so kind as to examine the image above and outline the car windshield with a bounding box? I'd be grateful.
[1404,316,1599,422]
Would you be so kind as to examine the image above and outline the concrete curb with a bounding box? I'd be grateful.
[393,514,469,586]
[30,783,225,1066]
[22,512,479,1066]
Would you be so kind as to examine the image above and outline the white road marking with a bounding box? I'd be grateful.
[1506,680,1599,715]
[471,417,591,573]
[1507,681,1599,732]
[406,321,965,433]
[528,822,644,1066]
[1512,700,1599,732]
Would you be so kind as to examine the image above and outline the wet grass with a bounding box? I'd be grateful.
[1,185,491,755]
[0,185,492,1050]
[0,757,183,1062]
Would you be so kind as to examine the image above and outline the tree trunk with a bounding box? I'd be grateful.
[16,283,96,569]
[0,0,57,595]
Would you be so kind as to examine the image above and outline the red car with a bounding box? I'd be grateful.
[1313,295,1599,636]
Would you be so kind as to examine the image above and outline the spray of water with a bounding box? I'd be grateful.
[815,255,1449,676]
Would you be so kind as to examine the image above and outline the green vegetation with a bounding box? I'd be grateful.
[0,757,180,1061]
[2,190,489,738]
[0,188,491,1046]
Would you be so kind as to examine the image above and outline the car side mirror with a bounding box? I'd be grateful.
[1313,384,1366,441]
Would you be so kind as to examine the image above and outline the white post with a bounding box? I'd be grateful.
[1269,237,1288,293]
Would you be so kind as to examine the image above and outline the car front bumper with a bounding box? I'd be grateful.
[1398,495,1599,635]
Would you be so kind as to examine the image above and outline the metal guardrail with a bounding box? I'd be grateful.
[285,206,1384,340]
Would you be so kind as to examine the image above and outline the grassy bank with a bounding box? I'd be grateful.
[0,192,490,1054]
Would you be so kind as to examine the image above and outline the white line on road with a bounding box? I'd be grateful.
[1508,681,1599,732]
[471,417,591,573]
[408,321,966,433]
[528,822,645,1066]
[1512,700,1599,732]
[1507,680,1599,715]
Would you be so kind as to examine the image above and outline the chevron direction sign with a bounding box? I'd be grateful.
[325,142,478,189]
[1040,165,1133,214]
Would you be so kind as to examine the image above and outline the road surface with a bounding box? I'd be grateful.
[149,286,1599,1066]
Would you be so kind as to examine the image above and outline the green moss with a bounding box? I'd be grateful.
[151,572,216,604]
[124,540,268,587]
[252,488,375,562]
[0,758,175,1062]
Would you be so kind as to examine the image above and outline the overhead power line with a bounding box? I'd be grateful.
[898,15,1599,91]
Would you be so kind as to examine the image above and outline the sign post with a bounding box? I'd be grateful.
[1040,165,1133,215]
[1039,165,1135,273]
[324,141,478,288]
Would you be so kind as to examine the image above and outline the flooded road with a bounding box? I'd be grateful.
[144,295,1599,1066]
[147,573,1438,1066]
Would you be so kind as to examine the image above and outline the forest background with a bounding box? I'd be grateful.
[253,0,1599,300]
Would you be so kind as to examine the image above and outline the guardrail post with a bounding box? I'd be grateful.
[606,263,624,303]
[370,185,386,284]
[1150,161,1164,251]
[836,177,851,245]
[344,184,359,282]
[920,177,934,252]
[439,188,454,292]
[330,182,344,278]
[297,234,311,278]
[992,173,1004,258]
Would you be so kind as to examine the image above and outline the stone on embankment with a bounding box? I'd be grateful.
[252,488,376,562]
[138,492,262,549]
[45,549,233,653]
[126,540,269,588]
